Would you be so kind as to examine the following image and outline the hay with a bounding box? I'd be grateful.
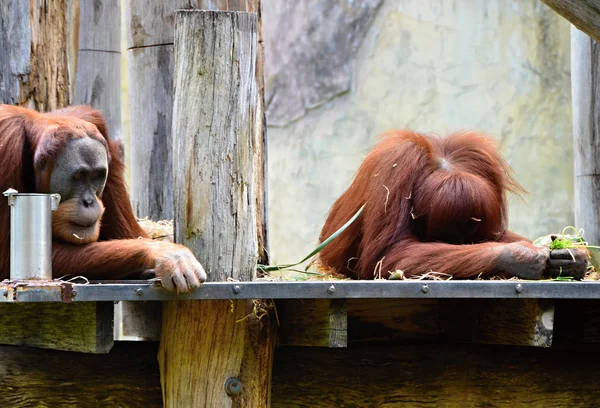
[138,217,174,241]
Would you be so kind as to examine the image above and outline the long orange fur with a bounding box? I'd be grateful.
[317,130,534,279]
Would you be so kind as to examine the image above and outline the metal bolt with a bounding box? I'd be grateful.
[225,377,242,395]
[232,285,241,294]
[71,290,77,298]
[135,288,144,296]
[421,284,429,294]
[2,289,7,297]
[515,283,523,294]
[327,284,336,295]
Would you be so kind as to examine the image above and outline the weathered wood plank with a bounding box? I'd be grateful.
[73,0,121,141]
[0,342,162,407]
[541,0,600,43]
[278,298,553,348]
[123,0,266,341]
[272,344,600,407]
[278,299,347,348]
[160,9,273,408]
[125,0,182,221]
[127,45,174,220]
[0,0,30,104]
[172,10,262,282]
[0,0,70,110]
[27,0,71,111]
[347,299,440,343]
[0,302,113,354]
[572,26,600,248]
[440,299,555,347]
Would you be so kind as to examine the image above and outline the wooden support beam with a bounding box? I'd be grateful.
[0,0,70,109]
[159,8,274,408]
[125,0,180,221]
[277,298,554,348]
[346,299,440,343]
[72,0,121,141]
[277,299,347,348]
[272,344,600,407]
[440,299,555,348]
[541,0,600,43]
[0,302,113,354]
[0,342,162,407]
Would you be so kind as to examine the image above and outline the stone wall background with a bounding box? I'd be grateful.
[262,0,574,265]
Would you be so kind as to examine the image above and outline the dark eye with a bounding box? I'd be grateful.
[92,170,106,180]
[72,172,82,181]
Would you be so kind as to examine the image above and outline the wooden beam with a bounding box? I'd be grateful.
[125,0,180,221]
[347,299,440,343]
[440,299,555,347]
[0,0,70,109]
[272,344,600,407]
[541,0,600,43]
[277,298,553,348]
[159,8,274,408]
[0,342,162,407]
[278,299,347,348]
[0,302,113,354]
[72,0,121,141]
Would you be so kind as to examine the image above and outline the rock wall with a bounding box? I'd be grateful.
[263,0,573,265]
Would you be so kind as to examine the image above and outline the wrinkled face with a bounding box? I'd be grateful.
[49,137,109,245]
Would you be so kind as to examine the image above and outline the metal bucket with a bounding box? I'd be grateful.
[3,189,61,280]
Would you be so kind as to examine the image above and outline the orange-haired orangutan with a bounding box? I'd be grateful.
[0,104,205,292]
[318,130,588,280]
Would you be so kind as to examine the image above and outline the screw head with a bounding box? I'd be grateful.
[515,283,523,293]
[2,289,7,297]
[71,290,77,298]
[232,285,241,294]
[421,284,429,294]
[327,284,336,295]
[225,377,242,395]
[135,288,144,296]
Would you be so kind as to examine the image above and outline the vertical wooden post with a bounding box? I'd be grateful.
[72,0,121,141]
[121,0,183,341]
[571,26,600,247]
[125,0,180,220]
[158,10,274,408]
[0,0,70,109]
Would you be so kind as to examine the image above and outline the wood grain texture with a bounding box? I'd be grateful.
[27,0,71,111]
[0,0,70,110]
[160,10,274,408]
[572,26,600,246]
[73,0,121,141]
[279,299,552,348]
[158,299,275,408]
[125,0,258,49]
[0,302,113,354]
[0,342,162,407]
[347,299,440,343]
[172,10,261,281]
[440,299,555,348]
[125,0,262,222]
[0,0,30,104]
[127,45,175,220]
[272,344,600,407]
[125,0,180,221]
[278,299,347,348]
[541,0,600,43]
